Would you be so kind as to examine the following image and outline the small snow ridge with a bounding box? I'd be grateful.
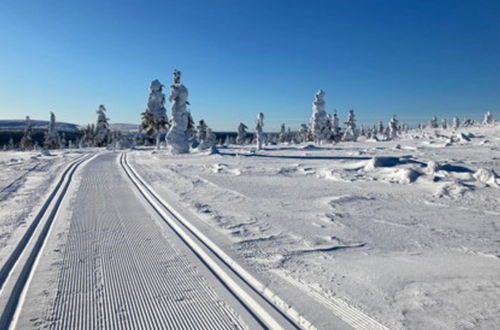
[473,168,499,187]
[364,157,400,171]
[434,181,471,198]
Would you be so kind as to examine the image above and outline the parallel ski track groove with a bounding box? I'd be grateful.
[0,153,91,329]
[121,152,315,330]
[46,153,246,330]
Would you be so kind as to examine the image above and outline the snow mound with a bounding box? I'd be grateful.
[364,157,400,171]
[454,132,471,142]
[389,168,421,184]
[473,168,499,187]
[300,144,321,150]
[434,182,471,198]
[426,160,440,174]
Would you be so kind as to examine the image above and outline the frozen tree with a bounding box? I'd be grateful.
[441,119,448,129]
[255,112,265,150]
[166,70,190,154]
[452,117,460,129]
[8,138,15,150]
[483,111,493,125]
[299,124,309,143]
[430,116,439,129]
[186,111,197,146]
[197,120,210,150]
[206,128,217,151]
[60,132,67,148]
[279,123,288,143]
[388,115,399,140]
[44,112,60,149]
[20,116,34,151]
[342,109,358,141]
[95,105,110,147]
[309,90,330,144]
[141,80,168,149]
[197,120,208,143]
[378,120,384,135]
[237,123,248,145]
[332,110,340,138]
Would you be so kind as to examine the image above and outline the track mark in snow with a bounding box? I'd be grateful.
[272,270,390,330]
[46,153,246,330]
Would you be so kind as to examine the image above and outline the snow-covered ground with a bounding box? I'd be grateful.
[129,124,500,329]
[0,150,85,267]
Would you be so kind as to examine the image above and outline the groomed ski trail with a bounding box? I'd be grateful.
[43,153,249,330]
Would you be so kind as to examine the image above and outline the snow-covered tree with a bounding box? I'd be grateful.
[452,117,460,130]
[342,109,358,141]
[309,90,330,144]
[141,80,168,149]
[430,116,439,128]
[8,138,15,150]
[255,112,265,150]
[20,116,34,151]
[483,111,493,125]
[388,115,399,140]
[378,120,384,135]
[197,120,208,143]
[237,122,248,145]
[279,123,288,143]
[95,105,110,147]
[196,120,210,150]
[186,111,197,146]
[166,70,190,154]
[332,110,340,139]
[44,112,60,149]
[206,128,217,151]
[441,119,448,129]
[299,124,309,143]
[60,132,67,148]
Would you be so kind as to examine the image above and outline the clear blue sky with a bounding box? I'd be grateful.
[1,0,499,130]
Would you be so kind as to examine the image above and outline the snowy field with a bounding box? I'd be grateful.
[0,150,84,266]
[128,124,500,329]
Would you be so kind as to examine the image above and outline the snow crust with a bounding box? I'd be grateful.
[129,123,500,329]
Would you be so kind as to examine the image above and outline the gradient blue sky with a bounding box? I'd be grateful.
[1,0,499,130]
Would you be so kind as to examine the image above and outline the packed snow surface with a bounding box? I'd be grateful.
[129,124,500,329]
[0,150,83,266]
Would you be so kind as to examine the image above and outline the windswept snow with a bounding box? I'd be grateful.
[128,123,500,329]
[0,150,84,267]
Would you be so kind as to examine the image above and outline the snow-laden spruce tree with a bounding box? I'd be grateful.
[186,111,197,146]
[279,123,288,143]
[20,116,34,151]
[309,90,330,144]
[95,105,110,147]
[255,112,265,150]
[8,138,15,150]
[483,111,493,125]
[452,117,460,129]
[388,115,399,140]
[299,124,309,143]
[378,120,384,135]
[332,110,340,138]
[197,120,214,150]
[205,128,217,151]
[342,109,358,141]
[197,120,208,143]
[237,122,248,144]
[441,118,448,129]
[44,112,60,149]
[141,80,168,149]
[430,116,439,128]
[166,70,190,154]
